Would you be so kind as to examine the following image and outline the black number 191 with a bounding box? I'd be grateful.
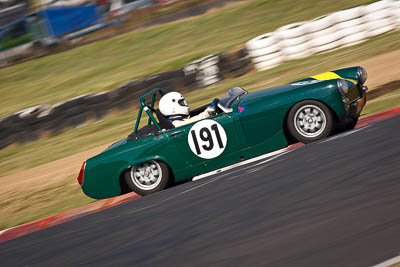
[191,124,224,155]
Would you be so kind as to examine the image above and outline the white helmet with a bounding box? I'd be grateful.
[159,92,189,117]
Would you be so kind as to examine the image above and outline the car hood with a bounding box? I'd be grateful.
[240,66,361,104]
[239,81,320,102]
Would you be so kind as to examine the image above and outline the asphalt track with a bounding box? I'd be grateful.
[1,115,400,266]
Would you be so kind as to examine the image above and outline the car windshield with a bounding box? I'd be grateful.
[218,87,248,108]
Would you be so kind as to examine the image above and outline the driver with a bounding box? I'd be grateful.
[159,92,218,127]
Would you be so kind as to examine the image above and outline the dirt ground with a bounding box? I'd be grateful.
[0,145,108,193]
[342,50,400,90]
[1,49,400,208]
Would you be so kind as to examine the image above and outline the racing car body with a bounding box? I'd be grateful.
[78,66,368,199]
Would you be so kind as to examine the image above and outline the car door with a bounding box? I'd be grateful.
[236,91,292,157]
[163,112,242,181]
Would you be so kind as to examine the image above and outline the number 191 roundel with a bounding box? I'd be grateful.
[188,119,228,159]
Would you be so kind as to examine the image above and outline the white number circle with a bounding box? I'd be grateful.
[188,119,227,159]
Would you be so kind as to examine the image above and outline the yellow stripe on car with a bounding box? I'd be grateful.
[311,72,357,85]
[311,72,342,80]
[346,78,357,85]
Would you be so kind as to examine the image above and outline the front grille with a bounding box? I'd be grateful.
[345,85,361,103]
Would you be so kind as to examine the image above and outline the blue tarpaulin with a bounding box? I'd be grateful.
[41,5,100,37]
[1,4,105,52]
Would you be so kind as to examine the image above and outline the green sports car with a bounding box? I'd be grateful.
[77,66,368,199]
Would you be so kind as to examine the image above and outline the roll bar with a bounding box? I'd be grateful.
[133,88,166,134]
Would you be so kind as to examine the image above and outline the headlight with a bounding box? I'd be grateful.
[357,67,368,84]
[337,79,349,95]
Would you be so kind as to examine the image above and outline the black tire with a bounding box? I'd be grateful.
[68,113,88,128]
[219,48,248,62]
[232,64,253,77]
[91,103,109,121]
[333,117,359,135]
[344,117,358,131]
[287,100,334,144]
[124,160,172,196]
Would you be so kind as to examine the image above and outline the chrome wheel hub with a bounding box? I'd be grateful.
[130,160,162,191]
[294,105,327,138]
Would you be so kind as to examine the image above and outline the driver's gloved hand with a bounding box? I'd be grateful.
[207,105,216,115]
[207,98,219,115]
[210,98,219,108]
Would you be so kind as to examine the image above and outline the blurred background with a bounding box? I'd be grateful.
[0,0,400,230]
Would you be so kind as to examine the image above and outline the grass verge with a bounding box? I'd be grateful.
[0,174,96,230]
[1,0,400,230]
[1,31,400,178]
[363,87,400,115]
[0,0,379,117]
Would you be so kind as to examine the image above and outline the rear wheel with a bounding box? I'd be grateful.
[287,100,334,144]
[124,160,171,196]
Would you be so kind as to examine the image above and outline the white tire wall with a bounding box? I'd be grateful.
[184,54,221,87]
[281,42,313,61]
[364,0,397,38]
[250,51,282,64]
[246,33,283,71]
[393,1,400,27]
[334,6,368,48]
[276,22,307,39]
[254,56,284,71]
[197,55,221,87]
[276,22,313,60]
[304,14,340,53]
[246,0,400,72]
[246,33,278,50]
[309,26,343,53]
[248,44,280,58]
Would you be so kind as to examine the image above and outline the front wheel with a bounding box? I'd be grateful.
[333,117,359,135]
[344,117,358,131]
[287,100,334,144]
[124,160,171,196]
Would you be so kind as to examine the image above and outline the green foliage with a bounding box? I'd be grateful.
[1,34,32,50]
